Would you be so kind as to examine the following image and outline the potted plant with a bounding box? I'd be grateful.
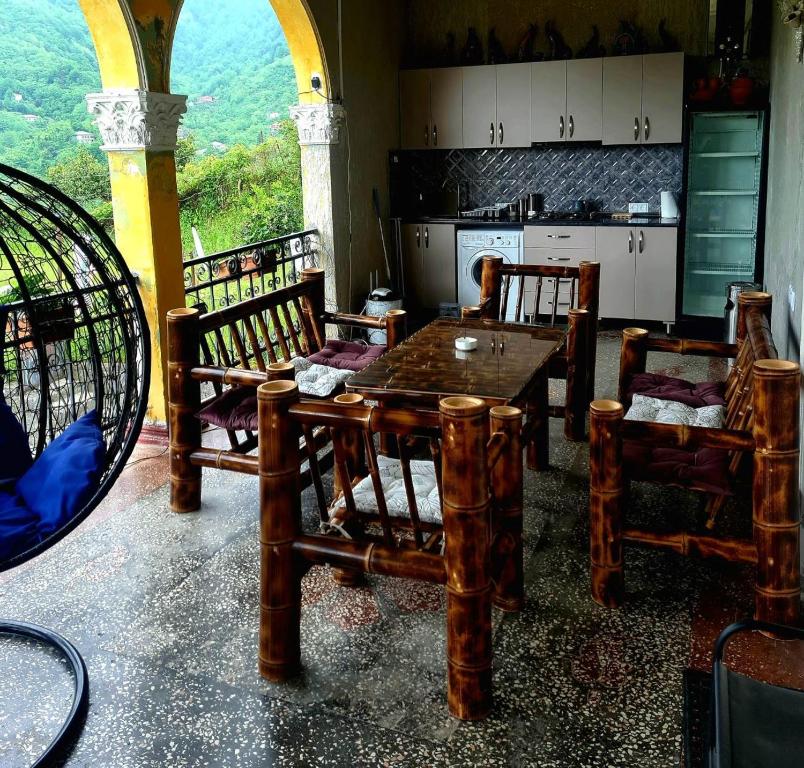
[0,273,75,346]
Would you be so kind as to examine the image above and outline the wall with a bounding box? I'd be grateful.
[391,144,683,215]
[762,11,804,548]
[306,0,405,309]
[404,0,710,67]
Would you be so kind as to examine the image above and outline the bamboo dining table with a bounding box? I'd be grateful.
[346,317,567,470]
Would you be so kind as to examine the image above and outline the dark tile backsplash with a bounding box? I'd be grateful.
[390,143,683,215]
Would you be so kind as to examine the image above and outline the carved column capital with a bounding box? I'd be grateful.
[86,89,188,152]
[289,103,346,146]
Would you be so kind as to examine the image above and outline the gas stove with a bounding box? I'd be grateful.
[530,210,611,222]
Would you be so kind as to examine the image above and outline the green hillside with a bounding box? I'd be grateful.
[0,0,297,174]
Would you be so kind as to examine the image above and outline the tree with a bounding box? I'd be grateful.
[47,147,111,208]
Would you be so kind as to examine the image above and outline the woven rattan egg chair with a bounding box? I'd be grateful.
[0,163,149,766]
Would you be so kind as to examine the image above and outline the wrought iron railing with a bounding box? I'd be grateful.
[183,228,319,313]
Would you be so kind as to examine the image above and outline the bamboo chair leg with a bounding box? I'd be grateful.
[589,400,625,608]
[440,396,493,721]
[490,406,524,612]
[565,308,589,442]
[752,360,800,626]
[527,367,550,471]
[258,380,302,682]
[704,494,727,530]
[167,308,202,513]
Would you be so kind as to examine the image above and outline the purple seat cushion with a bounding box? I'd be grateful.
[623,440,732,496]
[197,388,258,432]
[626,373,726,409]
[306,339,386,372]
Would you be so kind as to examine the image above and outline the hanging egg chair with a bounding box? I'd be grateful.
[0,163,150,765]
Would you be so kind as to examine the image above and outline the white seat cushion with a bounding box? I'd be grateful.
[347,455,442,524]
[625,394,725,429]
[291,357,352,398]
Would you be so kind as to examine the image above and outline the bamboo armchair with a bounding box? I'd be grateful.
[463,255,600,441]
[166,267,407,513]
[257,381,524,720]
[589,292,800,626]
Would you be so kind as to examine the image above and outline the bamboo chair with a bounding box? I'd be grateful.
[257,381,524,720]
[463,255,600,441]
[589,293,800,626]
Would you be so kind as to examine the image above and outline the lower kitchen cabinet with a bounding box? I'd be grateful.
[401,223,456,309]
[594,226,677,323]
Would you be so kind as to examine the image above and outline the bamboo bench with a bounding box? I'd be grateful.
[166,267,407,514]
[589,292,800,625]
[256,381,523,720]
[462,255,600,441]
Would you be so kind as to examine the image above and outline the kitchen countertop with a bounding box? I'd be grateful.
[401,216,681,228]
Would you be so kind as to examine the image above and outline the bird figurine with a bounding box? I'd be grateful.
[577,25,605,58]
[545,20,572,60]
[516,23,539,62]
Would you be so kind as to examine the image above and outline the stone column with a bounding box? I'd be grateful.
[289,103,348,312]
[87,89,187,430]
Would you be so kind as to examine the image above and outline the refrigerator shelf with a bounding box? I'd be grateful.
[689,230,755,238]
[687,262,754,276]
[690,189,757,196]
[691,151,759,158]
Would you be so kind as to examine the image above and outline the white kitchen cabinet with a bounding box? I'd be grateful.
[594,227,636,319]
[496,63,531,147]
[429,67,463,148]
[634,227,677,322]
[401,223,456,308]
[399,70,431,150]
[641,53,684,144]
[530,61,566,143]
[566,58,602,142]
[602,53,684,145]
[462,66,498,148]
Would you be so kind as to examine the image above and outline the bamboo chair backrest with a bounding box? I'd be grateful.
[480,258,600,329]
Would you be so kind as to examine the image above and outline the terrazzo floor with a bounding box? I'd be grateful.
[0,332,788,767]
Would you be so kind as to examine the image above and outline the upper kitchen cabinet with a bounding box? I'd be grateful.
[399,68,463,150]
[399,69,431,150]
[462,66,498,148]
[602,53,684,145]
[531,59,601,143]
[495,63,532,147]
[429,68,463,148]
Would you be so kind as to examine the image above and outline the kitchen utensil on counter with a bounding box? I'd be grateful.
[455,336,478,352]
[527,193,543,213]
[518,198,528,218]
[660,191,679,219]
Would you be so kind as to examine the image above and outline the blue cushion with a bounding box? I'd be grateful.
[16,410,106,537]
[0,400,33,485]
[0,490,40,562]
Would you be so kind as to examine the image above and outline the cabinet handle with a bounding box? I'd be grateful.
[547,256,571,261]
[559,115,565,139]
[644,116,650,141]
[433,124,438,146]
[489,122,495,145]
[568,115,574,138]
[416,227,421,248]
[638,230,644,253]
[547,234,571,239]
[424,226,429,248]
[634,117,639,142]
[498,122,504,145]
[628,231,633,253]
[424,124,429,146]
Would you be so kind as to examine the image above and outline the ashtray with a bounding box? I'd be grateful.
[455,336,478,352]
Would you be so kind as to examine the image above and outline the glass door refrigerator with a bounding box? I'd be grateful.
[681,110,767,324]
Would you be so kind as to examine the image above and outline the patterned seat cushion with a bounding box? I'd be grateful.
[625,395,725,429]
[306,339,386,372]
[623,441,732,496]
[626,372,726,409]
[347,456,441,524]
[196,358,352,432]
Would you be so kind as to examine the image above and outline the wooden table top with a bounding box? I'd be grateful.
[346,317,566,405]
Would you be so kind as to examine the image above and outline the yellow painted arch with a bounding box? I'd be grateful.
[78,0,145,89]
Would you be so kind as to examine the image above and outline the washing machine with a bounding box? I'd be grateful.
[457,229,523,320]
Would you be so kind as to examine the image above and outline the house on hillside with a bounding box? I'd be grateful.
[196,95,216,104]
[74,130,94,144]
[13,93,23,102]
[211,141,227,152]
[22,114,39,122]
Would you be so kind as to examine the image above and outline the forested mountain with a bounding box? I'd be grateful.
[0,0,297,175]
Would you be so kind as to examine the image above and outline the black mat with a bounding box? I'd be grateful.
[682,668,712,768]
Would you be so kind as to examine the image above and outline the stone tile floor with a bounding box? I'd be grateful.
[0,332,789,767]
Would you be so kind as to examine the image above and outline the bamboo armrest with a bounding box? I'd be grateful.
[643,337,738,359]
[323,311,385,329]
[191,365,269,387]
[620,419,754,453]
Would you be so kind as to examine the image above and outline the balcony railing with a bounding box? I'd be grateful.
[183,228,319,313]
